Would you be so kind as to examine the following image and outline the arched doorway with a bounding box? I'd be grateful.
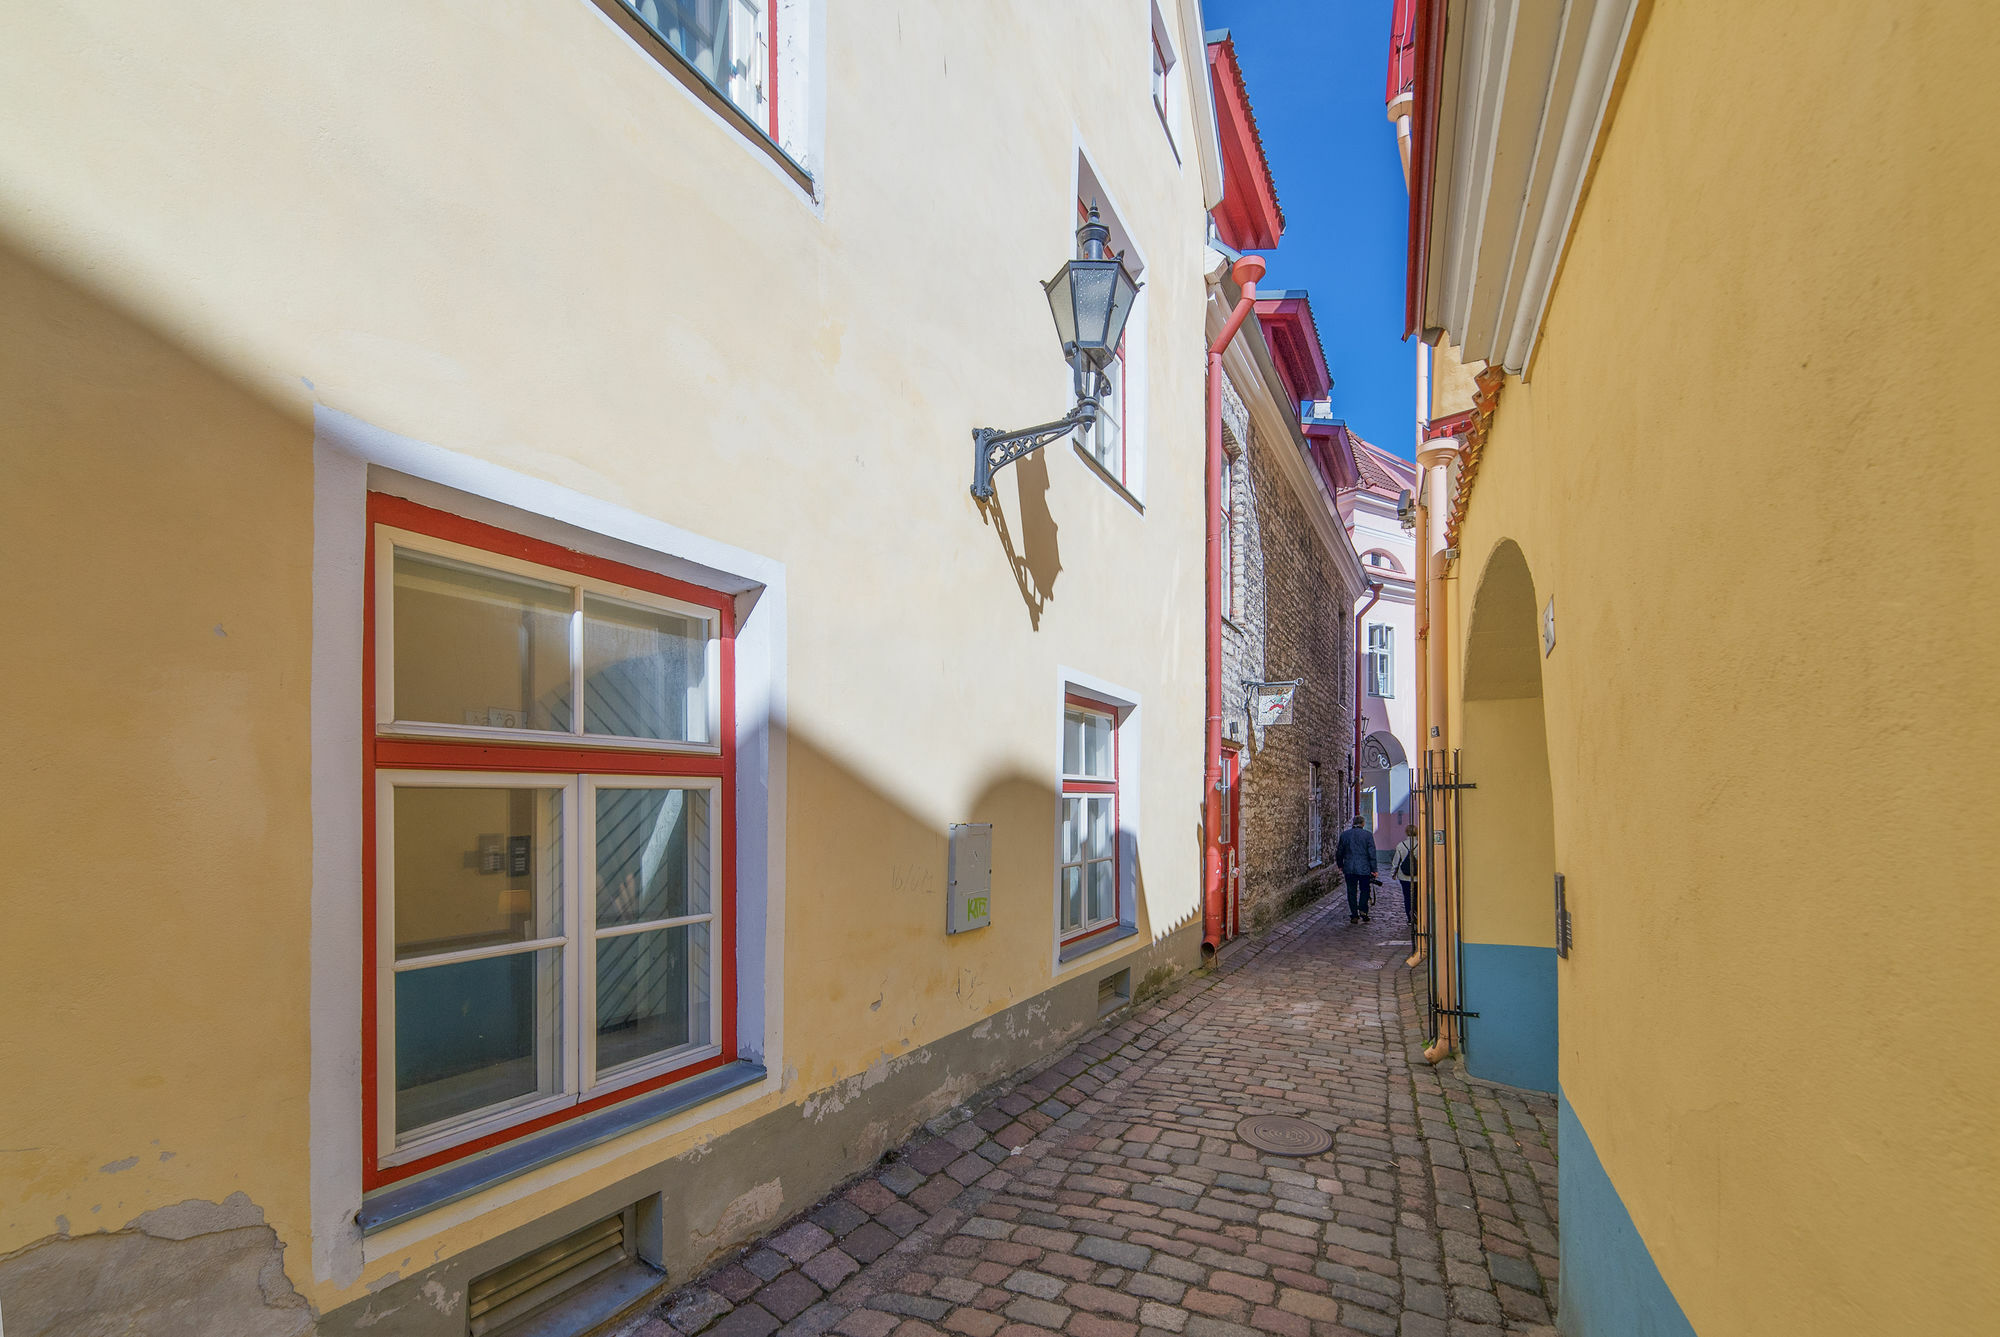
[1358,729,1410,859]
[1458,539,1557,1091]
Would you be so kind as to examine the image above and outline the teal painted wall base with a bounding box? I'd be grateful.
[1558,1091,1698,1336]
[1461,941,1557,1092]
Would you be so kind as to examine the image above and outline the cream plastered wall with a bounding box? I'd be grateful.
[1440,0,2000,1330]
[0,0,1213,1313]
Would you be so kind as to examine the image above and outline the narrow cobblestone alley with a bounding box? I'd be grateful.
[642,895,1560,1337]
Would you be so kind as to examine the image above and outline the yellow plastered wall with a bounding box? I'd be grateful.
[0,243,316,1271]
[1444,0,2000,1330]
[0,0,1213,1312]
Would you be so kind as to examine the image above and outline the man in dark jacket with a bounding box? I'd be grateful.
[1334,815,1377,924]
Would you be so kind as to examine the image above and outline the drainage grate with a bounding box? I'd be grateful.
[1235,1114,1333,1157]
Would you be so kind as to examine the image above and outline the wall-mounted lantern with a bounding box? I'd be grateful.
[971,206,1142,500]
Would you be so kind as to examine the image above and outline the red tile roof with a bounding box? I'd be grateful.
[1206,32,1285,251]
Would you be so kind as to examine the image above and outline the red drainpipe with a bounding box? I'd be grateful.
[1353,581,1383,814]
[1203,254,1266,956]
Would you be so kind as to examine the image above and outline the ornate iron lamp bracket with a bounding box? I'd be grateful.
[971,354,1111,501]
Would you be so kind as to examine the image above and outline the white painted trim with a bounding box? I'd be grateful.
[1050,667,1143,977]
[1176,0,1225,207]
[309,408,787,1280]
[1422,0,1640,374]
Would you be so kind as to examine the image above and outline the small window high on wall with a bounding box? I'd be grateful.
[1073,154,1148,502]
[1149,1,1180,154]
[593,0,810,188]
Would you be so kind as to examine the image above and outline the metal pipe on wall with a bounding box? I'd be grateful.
[1202,254,1265,957]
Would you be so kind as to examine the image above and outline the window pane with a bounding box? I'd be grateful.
[596,786,711,928]
[1061,866,1082,932]
[1061,798,1083,863]
[626,0,766,121]
[1088,796,1114,860]
[395,947,561,1136]
[596,924,711,1076]
[1064,707,1113,779]
[392,548,572,732]
[1087,859,1114,925]
[394,786,563,961]
[583,594,708,743]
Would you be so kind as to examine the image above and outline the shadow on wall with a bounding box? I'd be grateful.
[978,444,1061,629]
[0,233,1201,1327]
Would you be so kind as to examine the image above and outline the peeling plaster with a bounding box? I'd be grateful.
[419,1278,459,1316]
[690,1179,783,1258]
[98,1156,138,1174]
[0,1192,313,1337]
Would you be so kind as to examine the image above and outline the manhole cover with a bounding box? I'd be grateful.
[1235,1114,1332,1157]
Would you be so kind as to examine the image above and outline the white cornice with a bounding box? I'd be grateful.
[1179,0,1225,209]
[1424,0,1639,375]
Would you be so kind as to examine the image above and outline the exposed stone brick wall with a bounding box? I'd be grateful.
[1218,382,1358,932]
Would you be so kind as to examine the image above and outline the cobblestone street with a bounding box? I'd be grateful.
[641,893,1560,1337]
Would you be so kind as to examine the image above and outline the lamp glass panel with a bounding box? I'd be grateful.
[1104,269,1139,350]
[1044,267,1078,347]
[1067,262,1119,350]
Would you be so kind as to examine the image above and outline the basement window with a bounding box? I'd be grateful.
[469,1203,665,1336]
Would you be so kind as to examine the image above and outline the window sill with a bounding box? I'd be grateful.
[358,1060,766,1234]
[1058,921,1140,965]
[1073,442,1144,513]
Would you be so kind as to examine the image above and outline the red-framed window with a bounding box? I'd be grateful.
[615,0,779,139]
[1059,695,1121,945]
[362,493,736,1190]
[1076,200,1129,485]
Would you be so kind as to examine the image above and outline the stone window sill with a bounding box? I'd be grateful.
[1073,442,1145,513]
[1058,921,1140,965]
[359,1060,766,1234]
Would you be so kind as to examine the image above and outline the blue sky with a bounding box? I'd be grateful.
[1204,0,1415,458]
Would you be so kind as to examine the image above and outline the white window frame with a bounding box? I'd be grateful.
[1059,700,1120,941]
[374,526,724,755]
[1148,1,1181,154]
[376,768,727,1166]
[1367,623,1394,698]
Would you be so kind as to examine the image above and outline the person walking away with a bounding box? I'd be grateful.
[1393,825,1421,926]
[1335,815,1377,924]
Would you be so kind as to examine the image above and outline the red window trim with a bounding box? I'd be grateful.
[764,0,780,141]
[1059,692,1122,947]
[361,491,738,1191]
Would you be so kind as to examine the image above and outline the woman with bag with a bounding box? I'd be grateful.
[1392,825,1421,926]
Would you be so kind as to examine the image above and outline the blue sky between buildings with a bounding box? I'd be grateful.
[1206,0,1415,459]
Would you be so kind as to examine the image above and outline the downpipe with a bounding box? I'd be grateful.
[1202,253,1266,957]
[1422,543,1455,1064]
[1352,581,1383,815]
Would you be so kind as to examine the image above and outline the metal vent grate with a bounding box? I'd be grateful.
[469,1212,628,1336]
[1097,968,1131,1014]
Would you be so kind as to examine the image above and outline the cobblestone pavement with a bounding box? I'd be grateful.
[638,892,1560,1337]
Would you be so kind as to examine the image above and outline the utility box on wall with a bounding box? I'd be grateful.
[947,823,992,934]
